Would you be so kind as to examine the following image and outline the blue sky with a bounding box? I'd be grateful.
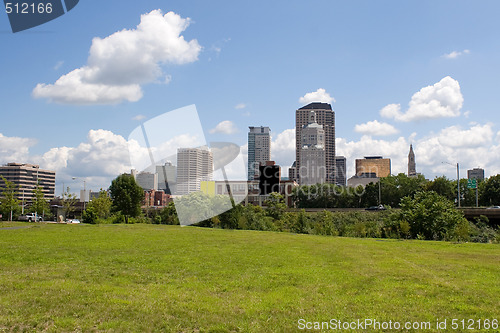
[1,0,500,194]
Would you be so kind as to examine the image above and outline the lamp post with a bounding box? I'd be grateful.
[72,177,87,211]
[442,162,460,208]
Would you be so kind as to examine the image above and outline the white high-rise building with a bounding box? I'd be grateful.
[177,147,213,194]
[299,111,326,186]
[248,126,271,180]
[296,103,335,183]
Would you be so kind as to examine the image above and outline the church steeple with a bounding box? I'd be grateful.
[408,144,416,177]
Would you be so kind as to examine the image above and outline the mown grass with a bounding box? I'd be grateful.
[0,222,499,332]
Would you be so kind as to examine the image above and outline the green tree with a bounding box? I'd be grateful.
[425,176,455,202]
[61,188,78,220]
[290,209,308,234]
[0,176,20,221]
[380,173,427,207]
[360,182,380,208]
[86,189,112,219]
[30,185,50,218]
[159,202,179,225]
[109,174,144,221]
[459,178,480,207]
[400,191,469,241]
[82,206,98,224]
[479,174,500,206]
[264,192,287,220]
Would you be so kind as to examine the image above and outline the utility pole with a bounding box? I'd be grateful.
[442,161,460,207]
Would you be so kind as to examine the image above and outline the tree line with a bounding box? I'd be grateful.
[2,173,499,243]
[293,173,500,208]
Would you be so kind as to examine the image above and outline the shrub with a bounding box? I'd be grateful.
[400,191,469,241]
[82,206,98,224]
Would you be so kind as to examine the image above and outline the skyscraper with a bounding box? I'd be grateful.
[296,103,335,183]
[248,126,271,180]
[299,111,326,186]
[134,171,158,191]
[156,162,177,194]
[177,147,213,195]
[335,156,347,186]
[408,144,416,177]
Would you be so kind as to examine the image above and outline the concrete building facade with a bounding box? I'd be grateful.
[356,156,391,178]
[156,162,177,194]
[177,147,213,194]
[134,171,158,191]
[335,156,347,186]
[468,168,485,181]
[299,111,326,186]
[248,126,271,180]
[0,163,55,204]
[295,103,335,183]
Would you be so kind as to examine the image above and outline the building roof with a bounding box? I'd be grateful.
[298,102,332,110]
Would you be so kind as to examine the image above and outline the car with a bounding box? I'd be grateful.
[365,205,386,211]
[487,206,500,209]
[18,213,43,222]
[68,219,81,224]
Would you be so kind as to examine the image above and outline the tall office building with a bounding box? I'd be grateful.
[248,126,271,180]
[335,156,347,186]
[299,111,326,186]
[408,144,417,177]
[0,163,55,203]
[288,161,297,182]
[467,168,485,181]
[356,156,391,178]
[156,162,177,194]
[134,171,158,191]
[177,147,213,194]
[296,103,335,183]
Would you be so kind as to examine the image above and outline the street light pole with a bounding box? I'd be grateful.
[442,161,460,208]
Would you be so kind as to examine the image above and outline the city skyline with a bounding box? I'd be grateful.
[1,1,500,194]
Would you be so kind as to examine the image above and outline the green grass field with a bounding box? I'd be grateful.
[0,222,499,332]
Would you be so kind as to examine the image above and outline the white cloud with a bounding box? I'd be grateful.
[53,61,64,70]
[380,76,463,122]
[132,114,146,121]
[299,88,335,105]
[354,120,399,136]
[436,124,493,148]
[33,10,202,105]
[337,123,500,179]
[442,49,470,59]
[271,129,296,172]
[380,104,402,119]
[0,133,37,165]
[38,130,133,176]
[209,121,238,135]
[235,103,246,109]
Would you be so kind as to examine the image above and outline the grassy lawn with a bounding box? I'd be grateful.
[0,222,499,332]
